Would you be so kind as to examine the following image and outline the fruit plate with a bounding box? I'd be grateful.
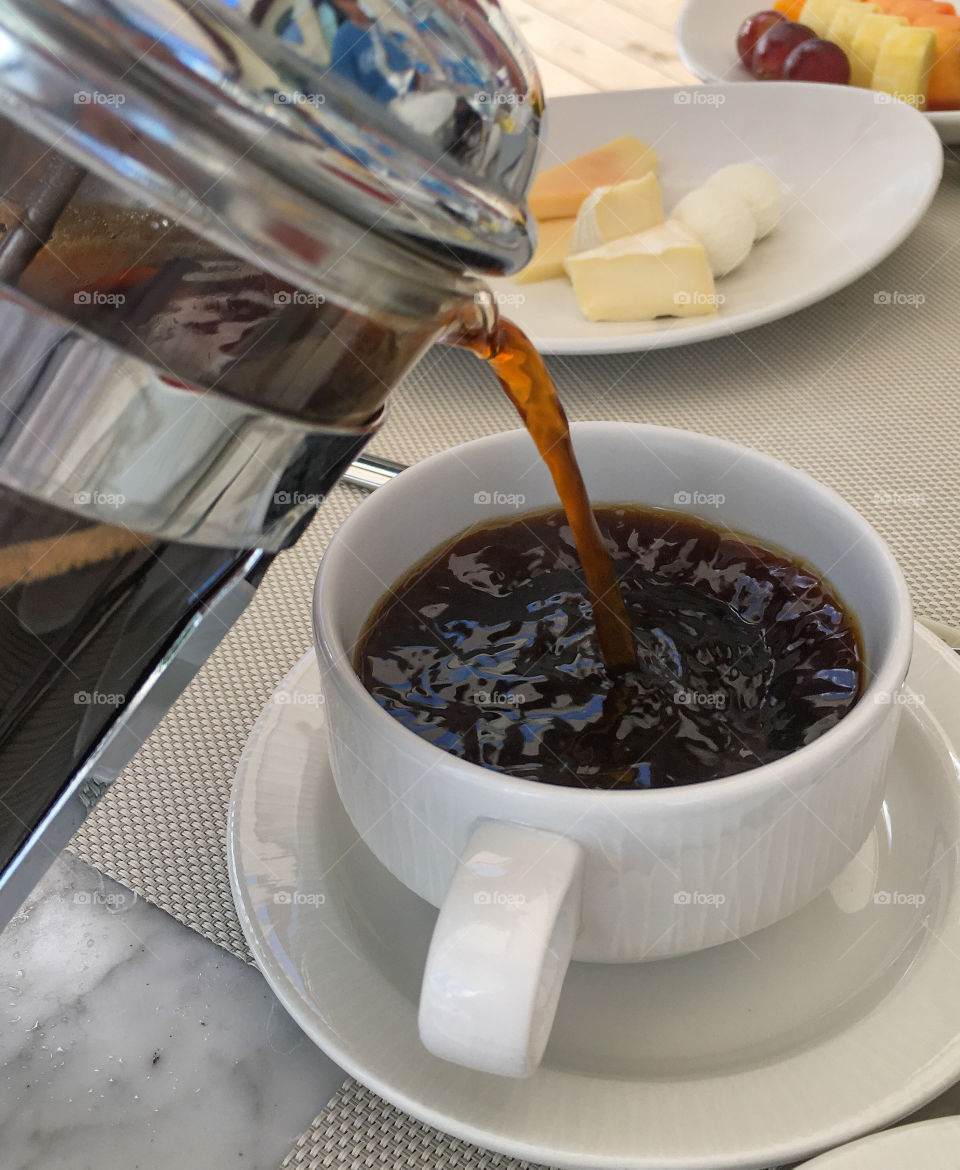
[488,84,941,355]
[676,0,960,144]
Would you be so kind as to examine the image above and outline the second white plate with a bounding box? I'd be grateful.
[490,84,941,354]
[676,0,960,144]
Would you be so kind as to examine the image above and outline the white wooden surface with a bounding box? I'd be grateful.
[501,0,696,97]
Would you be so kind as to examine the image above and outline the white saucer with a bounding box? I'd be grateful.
[487,85,941,354]
[228,623,960,1170]
[800,1116,960,1167]
[676,0,960,145]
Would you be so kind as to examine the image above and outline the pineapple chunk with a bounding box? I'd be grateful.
[872,25,936,108]
[827,0,879,55]
[798,0,844,36]
[850,13,909,87]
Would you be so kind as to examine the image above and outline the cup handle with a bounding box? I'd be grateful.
[417,820,584,1078]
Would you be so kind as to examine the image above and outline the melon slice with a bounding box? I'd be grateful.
[927,25,960,107]
[528,135,658,221]
[513,217,576,284]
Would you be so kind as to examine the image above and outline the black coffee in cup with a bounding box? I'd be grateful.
[355,505,863,790]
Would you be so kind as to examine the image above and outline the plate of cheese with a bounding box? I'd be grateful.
[677,0,960,144]
[490,83,941,354]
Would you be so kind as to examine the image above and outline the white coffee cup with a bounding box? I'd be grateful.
[313,423,912,1079]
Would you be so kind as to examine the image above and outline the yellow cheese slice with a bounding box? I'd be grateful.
[564,221,717,322]
[528,135,658,221]
[513,217,576,284]
[570,173,664,253]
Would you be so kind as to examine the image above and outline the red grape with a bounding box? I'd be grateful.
[751,22,817,79]
[736,10,788,67]
[782,38,851,83]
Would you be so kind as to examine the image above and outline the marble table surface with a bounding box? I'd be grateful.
[5,850,960,1170]
[0,852,344,1170]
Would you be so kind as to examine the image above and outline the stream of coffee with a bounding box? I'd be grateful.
[460,318,637,672]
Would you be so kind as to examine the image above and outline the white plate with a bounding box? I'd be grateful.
[799,1116,960,1167]
[677,0,960,144]
[228,624,960,1170]
[491,85,942,354]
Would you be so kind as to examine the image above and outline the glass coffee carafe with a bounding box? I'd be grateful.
[0,0,542,925]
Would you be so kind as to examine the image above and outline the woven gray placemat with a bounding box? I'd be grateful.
[71,165,960,1168]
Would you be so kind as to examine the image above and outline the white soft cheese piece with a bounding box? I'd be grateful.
[704,163,782,240]
[569,173,664,254]
[564,220,717,322]
[672,185,755,277]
